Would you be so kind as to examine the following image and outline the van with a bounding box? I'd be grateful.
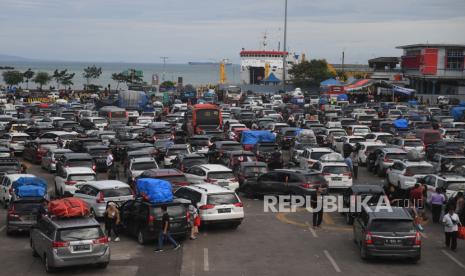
[415,129,441,147]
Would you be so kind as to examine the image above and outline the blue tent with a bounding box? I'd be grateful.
[241,130,276,145]
[263,73,281,83]
[320,78,342,86]
[337,94,348,101]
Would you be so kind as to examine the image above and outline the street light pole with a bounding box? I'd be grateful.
[282,0,288,91]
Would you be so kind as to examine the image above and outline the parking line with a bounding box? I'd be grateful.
[203,248,209,272]
[305,222,319,238]
[442,250,465,269]
[323,250,341,273]
[0,226,5,232]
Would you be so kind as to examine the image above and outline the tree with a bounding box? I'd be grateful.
[53,69,73,89]
[83,65,102,89]
[289,59,336,88]
[33,72,52,91]
[23,68,34,89]
[61,73,75,89]
[2,70,23,87]
[111,73,126,89]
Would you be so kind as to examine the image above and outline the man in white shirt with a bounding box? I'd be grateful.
[106,150,114,179]
[443,208,462,251]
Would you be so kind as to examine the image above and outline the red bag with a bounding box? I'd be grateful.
[194,216,201,227]
[48,198,90,218]
[458,226,465,240]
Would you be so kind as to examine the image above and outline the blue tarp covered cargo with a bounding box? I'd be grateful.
[241,130,276,145]
[393,118,409,129]
[451,107,465,121]
[136,178,173,204]
[12,177,48,198]
[337,94,348,101]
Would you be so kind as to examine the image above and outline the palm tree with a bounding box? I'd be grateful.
[33,72,52,91]
[23,68,34,89]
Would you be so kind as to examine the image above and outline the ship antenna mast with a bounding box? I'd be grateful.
[262,32,268,50]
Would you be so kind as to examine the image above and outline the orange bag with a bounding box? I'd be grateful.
[458,226,465,240]
[48,198,90,218]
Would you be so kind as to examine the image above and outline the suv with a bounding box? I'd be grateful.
[55,167,97,196]
[341,185,385,225]
[41,148,73,172]
[85,145,110,172]
[310,161,352,189]
[118,198,190,244]
[240,169,328,197]
[73,181,134,218]
[353,206,421,261]
[163,144,191,168]
[425,139,465,161]
[0,132,30,154]
[236,161,268,186]
[6,197,46,235]
[30,216,110,272]
[56,153,96,173]
[174,184,244,228]
[430,154,465,173]
[22,139,57,164]
[299,147,334,169]
[184,164,239,191]
[0,174,35,208]
[0,157,21,175]
[173,153,207,172]
[369,148,407,177]
[128,157,159,183]
[386,160,433,190]
[388,137,425,153]
[137,169,189,191]
[423,174,465,205]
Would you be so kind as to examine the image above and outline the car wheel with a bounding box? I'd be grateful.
[345,213,354,225]
[97,262,109,269]
[44,255,54,273]
[6,227,13,236]
[412,255,421,263]
[137,229,146,245]
[91,209,97,218]
[230,222,241,229]
[31,240,39,257]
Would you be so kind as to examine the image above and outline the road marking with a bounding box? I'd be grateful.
[304,222,319,238]
[324,250,341,273]
[442,249,465,269]
[203,248,209,272]
[0,226,5,232]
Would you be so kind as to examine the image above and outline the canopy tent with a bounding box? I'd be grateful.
[320,78,342,86]
[337,94,349,101]
[392,85,415,95]
[263,73,281,83]
[344,79,373,92]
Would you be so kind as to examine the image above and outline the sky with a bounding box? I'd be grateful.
[0,0,464,64]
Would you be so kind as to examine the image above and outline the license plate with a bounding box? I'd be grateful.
[73,244,91,251]
[218,208,231,213]
[218,182,228,186]
[384,239,401,245]
[332,177,342,181]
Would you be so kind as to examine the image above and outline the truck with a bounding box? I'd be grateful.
[117,90,149,111]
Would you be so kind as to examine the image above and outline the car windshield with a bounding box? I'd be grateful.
[330,131,346,137]
[208,171,234,179]
[167,148,189,156]
[311,151,331,160]
[406,166,432,175]
[189,138,209,146]
[58,227,103,241]
[358,116,374,121]
[386,153,407,160]
[258,144,278,152]
[69,174,96,181]
[159,175,188,184]
[132,162,157,171]
[445,182,465,191]
[369,219,415,233]
[221,144,243,151]
[354,128,370,134]
[102,187,132,198]
[68,160,93,167]
[93,119,107,124]
[366,145,384,153]
[207,193,239,205]
[183,158,207,167]
[349,138,365,143]
[404,140,423,147]
[11,136,28,142]
[243,166,268,176]
[88,149,107,156]
[322,166,349,174]
[152,205,185,217]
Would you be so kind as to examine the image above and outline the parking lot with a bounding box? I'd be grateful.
[0,158,463,276]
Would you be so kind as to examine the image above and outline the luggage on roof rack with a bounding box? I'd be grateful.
[136,178,173,204]
[12,177,48,199]
[48,198,90,218]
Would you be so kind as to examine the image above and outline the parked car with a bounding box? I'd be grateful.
[0,174,35,208]
[6,197,46,235]
[55,167,97,196]
[341,185,385,224]
[235,161,268,186]
[137,169,189,191]
[0,132,30,154]
[386,160,433,190]
[184,164,239,191]
[41,148,73,172]
[22,139,57,164]
[56,153,95,173]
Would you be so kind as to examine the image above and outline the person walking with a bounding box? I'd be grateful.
[430,188,446,223]
[155,206,181,252]
[350,150,359,179]
[104,203,120,242]
[188,204,199,240]
[311,187,324,228]
[344,155,353,176]
[442,207,462,251]
[106,149,115,180]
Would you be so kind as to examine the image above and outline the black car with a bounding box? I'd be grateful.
[173,153,208,172]
[240,169,328,197]
[118,198,190,244]
[236,161,268,186]
[207,141,243,162]
[341,185,385,225]
[6,197,46,235]
[353,206,421,261]
[85,145,110,172]
[252,142,281,163]
[277,127,300,149]
[24,126,55,140]
[425,139,465,160]
[0,157,21,175]
[67,138,102,153]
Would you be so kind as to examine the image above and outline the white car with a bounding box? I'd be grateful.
[0,174,36,207]
[54,167,97,196]
[39,131,78,144]
[364,132,393,144]
[389,137,425,153]
[74,180,134,218]
[424,174,465,206]
[299,147,334,169]
[174,184,244,227]
[332,136,366,154]
[347,125,371,136]
[184,164,239,191]
[387,160,433,190]
[86,116,108,129]
[356,142,386,165]
[163,144,191,167]
[0,132,30,153]
[311,161,352,189]
[128,157,159,181]
[136,116,154,127]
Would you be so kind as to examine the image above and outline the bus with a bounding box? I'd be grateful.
[185,104,222,136]
[98,106,128,127]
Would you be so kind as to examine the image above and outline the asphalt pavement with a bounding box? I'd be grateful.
[1,157,464,276]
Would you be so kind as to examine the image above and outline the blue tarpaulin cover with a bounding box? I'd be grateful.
[241,130,276,145]
[320,78,342,86]
[136,178,173,204]
[451,107,465,121]
[12,177,48,198]
[393,118,409,129]
[337,94,348,101]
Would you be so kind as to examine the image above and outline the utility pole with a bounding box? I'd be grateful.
[282,0,288,91]
[341,51,345,75]
[160,56,168,81]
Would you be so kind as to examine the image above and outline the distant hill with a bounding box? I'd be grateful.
[0,54,32,62]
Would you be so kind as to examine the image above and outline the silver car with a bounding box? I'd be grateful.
[41,148,73,172]
[30,216,110,272]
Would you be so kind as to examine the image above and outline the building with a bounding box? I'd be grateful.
[240,50,299,85]
[397,44,465,96]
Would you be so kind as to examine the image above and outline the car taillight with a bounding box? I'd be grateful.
[93,236,109,244]
[96,192,105,203]
[186,211,190,222]
[8,206,19,219]
[9,187,13,195]
[307,160,314,164]
[343,172,352,179]
[384,157,392,162]
[414,232,421,245]
[234,202,243,207]
[92,164,96,171]
[365,232,373,245]
[404,171,414,177]
[322,173,331,176]
[230,177,238,182]
[65,180,77,185]
[52,241,70,248]
[199,204,215,210]
[148,215,156,224]
[205,178,217,183]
